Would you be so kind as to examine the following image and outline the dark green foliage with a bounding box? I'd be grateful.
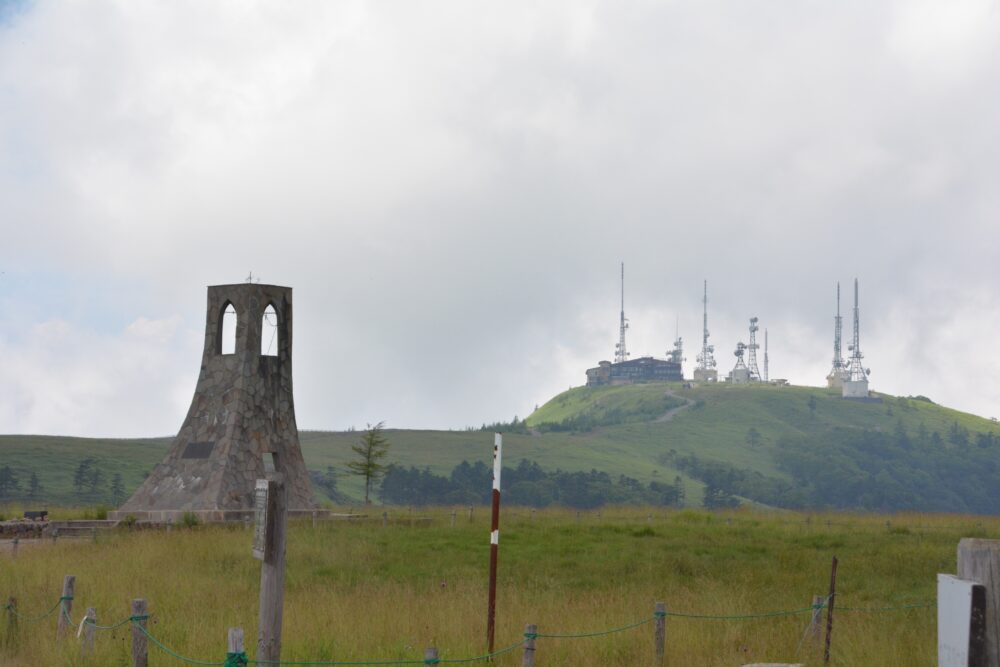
[0,465,20,499]
[110,473,125,506]
[379,459,684,509]
[27,471,41,501]
[776,426,1000,513]
[310,465,345,503]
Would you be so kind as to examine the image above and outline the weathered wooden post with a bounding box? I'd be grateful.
[425,646,439,663]
[228,627,245,661]
[11,537,17,559]
[56,575,75,639]
[131,598,148,667]
[254,478,288,663]
[312,510,317,529]
[51,527,59,544]
[451,510,457,528]
[654,602,666,665]
[382,511,388,527]
[468,505,474,521]
[809,595,825,643]
[823,556,838,665]
[522,623,537,667]
[81,607,96,656]
[958,538,1000,665]
[486,433,503,654]
[647,513,652,524]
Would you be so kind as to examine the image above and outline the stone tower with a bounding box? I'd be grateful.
[112,283,315,521]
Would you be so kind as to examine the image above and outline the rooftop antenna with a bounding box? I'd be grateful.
[669,315,685,368]
[695,280,717,373]
[614,262,629,363]
[763,328,769,383]
[846,278,868,382]
[747,317,762,381]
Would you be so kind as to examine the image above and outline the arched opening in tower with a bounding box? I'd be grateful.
[261,303,279,357]
[219,302,237,355]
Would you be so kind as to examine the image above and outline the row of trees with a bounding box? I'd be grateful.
[667,420,1000,514]
[379,459,686,509]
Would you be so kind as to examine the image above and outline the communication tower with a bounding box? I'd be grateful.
[763,329,769,383]
[693,280,718,382]
[614,262,629,364]
[842,278,870,398]
[728,341,750,384]
[668,317,685,370]
[826,283,850,388]
[747,317,762,381]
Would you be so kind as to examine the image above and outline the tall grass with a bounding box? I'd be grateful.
[1,506,987,666]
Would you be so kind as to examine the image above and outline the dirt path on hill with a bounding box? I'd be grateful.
[655,389,694,423]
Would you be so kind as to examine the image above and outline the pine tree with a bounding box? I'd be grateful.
[346,421,391,504]
[110,473,125,505]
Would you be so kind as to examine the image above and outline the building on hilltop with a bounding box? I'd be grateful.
[585,263,684,387]
[586,356,684,386]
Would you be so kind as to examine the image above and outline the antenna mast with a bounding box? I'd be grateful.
[846,278,866,382]
[695,280,717,374]
[763,328,769,382]
[614,262,629,363]
[747,317,762,381]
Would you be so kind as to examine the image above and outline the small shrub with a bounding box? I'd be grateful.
[632,527,656,538]
[182,512,201,528]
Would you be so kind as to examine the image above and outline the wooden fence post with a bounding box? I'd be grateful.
[468,505,474,521]
[425,646,439,663]
[11,537,17,559]
[655,602,666,665]
[522,623,537,667]
[131,598,148,667]
[312,510,317,529]
[809,595,825,643]
[51,528,58,544]
[229,627,245,658]
[958,538,1000,665]
[257,479,288,663]
[382,511,388,527]
[823,556,838,665]
[81,607,96,656]
[56,575,75,639]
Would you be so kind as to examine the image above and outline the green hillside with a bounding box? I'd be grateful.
[2,382,999,512]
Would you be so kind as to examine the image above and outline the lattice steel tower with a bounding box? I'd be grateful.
[846,279,866,381]
[747,317,762,381]
[827,282,849,387]
[614,262,629,363]
[694,280,718,381]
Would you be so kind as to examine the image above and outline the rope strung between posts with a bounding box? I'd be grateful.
[85,614,150,631]
[2,596,69,622]
[0,595,939,666]
[535,615,656,638]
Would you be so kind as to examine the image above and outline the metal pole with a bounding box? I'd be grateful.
[487,433,503,654]
[823,556,838,664]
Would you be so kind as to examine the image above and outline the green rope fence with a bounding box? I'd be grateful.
[1,595,938,665]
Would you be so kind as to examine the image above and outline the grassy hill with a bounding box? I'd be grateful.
[2,382,999,511]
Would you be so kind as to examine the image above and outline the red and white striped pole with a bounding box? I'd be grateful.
[486,432,503,654]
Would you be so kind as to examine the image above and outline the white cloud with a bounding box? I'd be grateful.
[0,0,999,435]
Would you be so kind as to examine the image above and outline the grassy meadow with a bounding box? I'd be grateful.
[0,505,986,666]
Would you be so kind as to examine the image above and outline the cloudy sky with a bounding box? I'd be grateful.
[1,0,999,437]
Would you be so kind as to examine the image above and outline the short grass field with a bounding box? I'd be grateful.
[1,506,989,666]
